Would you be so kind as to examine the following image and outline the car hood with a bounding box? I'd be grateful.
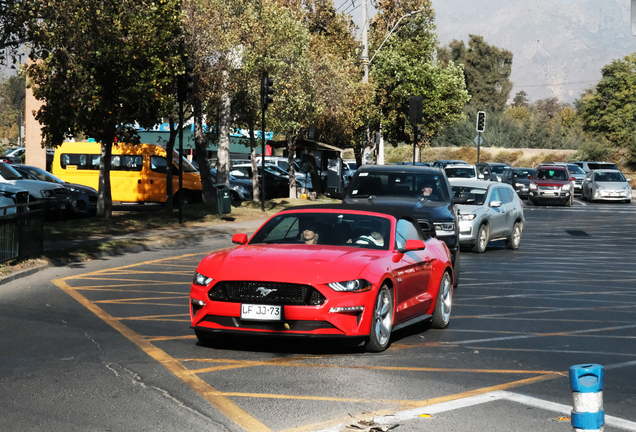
[595,181,629,189]
[197,244,386,285]
[456,204,486,214]
[1,179,63,196]
[65,183,97,194]
[511,178,532,184]
[343,196,454,221]
[533,180,569,187]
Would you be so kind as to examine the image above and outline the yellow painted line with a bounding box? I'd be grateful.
[453,316,635,324]
[74,287,185,294]
[118,314,189,321]
[145,335,197,342]
[100,270,194,276]
[92,295,188,304]
[61,252,212,280]
[53,278,270,432]
[70,277,188,283]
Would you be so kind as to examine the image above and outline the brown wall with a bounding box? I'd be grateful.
[24,84,46,169]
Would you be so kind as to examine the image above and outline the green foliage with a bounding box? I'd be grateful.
[440,35,513,112]
[0,73,25,139]
[370,0,469,146]
[571,140,612,162]
[580,54,636,147]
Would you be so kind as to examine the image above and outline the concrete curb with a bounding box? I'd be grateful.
[1,217,268,285]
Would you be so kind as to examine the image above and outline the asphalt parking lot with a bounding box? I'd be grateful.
[2,197,634,431]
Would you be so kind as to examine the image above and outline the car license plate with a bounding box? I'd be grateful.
[543,192,556,196]
[241,304,282,321]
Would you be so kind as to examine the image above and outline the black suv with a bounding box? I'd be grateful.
[343,165,464,287]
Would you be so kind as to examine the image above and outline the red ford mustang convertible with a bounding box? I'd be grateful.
[190,205,454,352]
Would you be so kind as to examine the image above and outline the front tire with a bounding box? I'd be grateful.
[366,285,393,352]
[506,222,522,250]
[431,272,453,329]
[565,194,573,207]
[472,224,489,254]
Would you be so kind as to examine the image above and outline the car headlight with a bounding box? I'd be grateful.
[515,183,525,188]
[459,213,476,221]
[529,183,537,190]
[327,279,371,293]
[562,184,571,191]
[40,190,53,197]
[597,185,606,190]
[496,176,501,181]
[193,271,214,286]
[434,222,456,236]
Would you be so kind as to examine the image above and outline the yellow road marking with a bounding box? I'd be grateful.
[92,295,187,304]
[74,286,186,294]
[69,277,188,283]
[100,270,194,275]
[117,314,189,321]
[53,266,271,432]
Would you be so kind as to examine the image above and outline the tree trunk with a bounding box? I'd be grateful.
[194,106,216,208]
[97,140,113,218]
[217,70,231,186]
[287,134,297,198]
[362,126,374,165]
[249,120,260,202]
[164,116,178,214]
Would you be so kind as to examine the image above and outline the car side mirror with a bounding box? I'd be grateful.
[399,239,426,253]
[627,178,632,182]
[478,174,484,179]
[232,233,248,244]
[490,200,502,208]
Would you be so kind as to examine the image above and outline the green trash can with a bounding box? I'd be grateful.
[214,184,232,215]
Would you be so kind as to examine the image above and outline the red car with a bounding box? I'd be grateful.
[528,164,575,206]
[190,205,454,352]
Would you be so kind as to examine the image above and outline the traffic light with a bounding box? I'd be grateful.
[178,58,194,102]
[261,71,274,110]
[409,95,423,124]
[476,111,486,132]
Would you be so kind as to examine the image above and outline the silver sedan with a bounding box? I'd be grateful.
[449,179,525,253]
[581,169,632,203]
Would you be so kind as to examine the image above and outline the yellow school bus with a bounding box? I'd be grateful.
[52,142,202,203]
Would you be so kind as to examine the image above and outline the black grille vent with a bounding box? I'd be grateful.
[417,219,433,237]
[209,281,326,306]
[53,188,67,196]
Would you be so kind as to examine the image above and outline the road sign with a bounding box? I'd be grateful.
[474,135,483,146]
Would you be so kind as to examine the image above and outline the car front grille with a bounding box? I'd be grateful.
[417,219,433,237]
[202,315,337,331]
[539,186,560,191]
[15,192,29,204]
[89,196,97,203]
[53,188,67,196]
[209,281,326,306]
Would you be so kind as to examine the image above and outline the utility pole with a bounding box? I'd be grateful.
[362,0,369,84]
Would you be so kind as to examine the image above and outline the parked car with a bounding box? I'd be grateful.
[528,164,575,206]
[475,162,511,182]
[501,167,535,199]
[449,179,524,253]
[541,162,585,193]
[0,161,68,218]
[572,161,619,173]
[581,169,632,203]
[0,183,30,215]
[12,164,97,216]
[343,165,467,287]
[444,164,482,180]
[209,168,253,202]
[229,164,288,198]
[2,146,25,164]
[190,204,454,352]
[432,160,468,169]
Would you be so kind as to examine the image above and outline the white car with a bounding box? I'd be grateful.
[444,164,484,180]
[0,183,30,215]
[0,162,68,218]
[581,169,632,203]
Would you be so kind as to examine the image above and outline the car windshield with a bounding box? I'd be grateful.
[535,168,568,180]
[22,166,65,184]
[588,162,618,170]
[566,164,585,174]
[445,167,475,178]
[512,168,534,178]
[349,172,450,202]
[0,163,24,180]
[490,165,509,174]
[595,171,626,182]
[266,165,288,176]
[250,212,391,250]
[451,185,488,206]
[172,154,198,173]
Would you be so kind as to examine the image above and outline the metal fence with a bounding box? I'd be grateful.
[0,203,45,263]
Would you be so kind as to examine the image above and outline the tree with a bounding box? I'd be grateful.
[440,35,513,112]
[512,90,528,108]
[0,72,26,141]
[580,54,636,147]
[370,0,469,147]
[22,0,183,218]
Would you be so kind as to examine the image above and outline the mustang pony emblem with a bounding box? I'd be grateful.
[256,287,277,297]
